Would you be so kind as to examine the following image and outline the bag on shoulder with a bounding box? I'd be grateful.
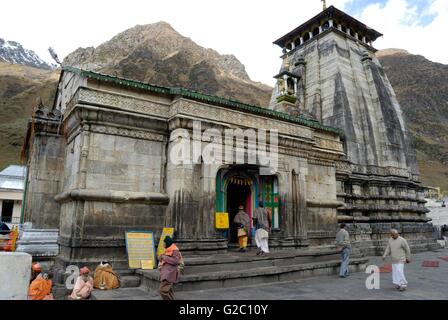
[237,228,247,237]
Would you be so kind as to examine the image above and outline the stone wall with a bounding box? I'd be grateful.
[25,108,64,229]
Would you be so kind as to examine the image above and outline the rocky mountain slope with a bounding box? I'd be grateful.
[0,61,59,169]
[0,38,54,70]
[0,28,446,194]
[63,22,271,107]
[377,49,448,193]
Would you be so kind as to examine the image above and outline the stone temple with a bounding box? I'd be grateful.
[22,6,437,291]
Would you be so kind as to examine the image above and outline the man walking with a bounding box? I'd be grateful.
[441,224,448,249]
[335,223,351,278]
[158,236,182,300]
[253,201,271,256]
[382,229,411,291]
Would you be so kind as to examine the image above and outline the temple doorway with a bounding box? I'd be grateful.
[226,181,252,244]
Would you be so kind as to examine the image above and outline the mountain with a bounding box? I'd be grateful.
[0,61,59,169]
[0,38,54,70]
[0,28,446,195]
[63,22,271,107]
[377,49,448,193]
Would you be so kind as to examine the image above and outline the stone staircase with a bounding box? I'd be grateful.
[15,228,59,257]
[133,247,367,293]
[90,247,368,299]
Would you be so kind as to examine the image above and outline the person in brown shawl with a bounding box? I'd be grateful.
[93,261,120,290]
[233,205,251,252]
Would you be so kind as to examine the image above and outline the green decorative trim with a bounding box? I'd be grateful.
[276,94,297,104]
[62,66,342,135]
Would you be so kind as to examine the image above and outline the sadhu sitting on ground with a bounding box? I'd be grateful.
[93,261,120,290]
[28,266,54,300]
[30,262,42,283]
[69,267,94,300]
[233,205,250,252]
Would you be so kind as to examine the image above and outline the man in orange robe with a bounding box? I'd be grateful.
[28,268,53,300]
[93,261,120,290]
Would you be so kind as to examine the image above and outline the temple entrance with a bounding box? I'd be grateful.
[226,181,252,244]
[216,167,280,246]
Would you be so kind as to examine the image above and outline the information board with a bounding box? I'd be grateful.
[125,231,156,269]
[156,227,175,258]
[215,212,229,229]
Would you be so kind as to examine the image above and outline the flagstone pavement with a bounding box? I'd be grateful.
[92,249,448,300]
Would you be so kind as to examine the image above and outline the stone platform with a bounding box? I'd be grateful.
[91,249,448,300]
[91,246,367,299]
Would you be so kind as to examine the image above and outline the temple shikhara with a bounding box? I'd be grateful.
[21,5,437,291]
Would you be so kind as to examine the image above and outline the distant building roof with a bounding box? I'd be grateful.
[0,165,26,191]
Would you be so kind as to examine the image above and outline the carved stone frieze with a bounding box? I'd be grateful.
[77,87,170,118]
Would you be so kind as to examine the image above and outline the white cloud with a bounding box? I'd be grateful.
[357,0,448,65]
[0,0,445,86]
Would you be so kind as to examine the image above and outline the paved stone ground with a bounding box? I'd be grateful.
[92,249,448,300]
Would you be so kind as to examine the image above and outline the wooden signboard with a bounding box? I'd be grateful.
[156,227,175,258]
[125,231,156,269]
[215,212,229,229]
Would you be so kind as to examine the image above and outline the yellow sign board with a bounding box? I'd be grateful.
[156,227,175,258]
[215,212,229,229]
[125,231,156,269]
[141,260,154,270]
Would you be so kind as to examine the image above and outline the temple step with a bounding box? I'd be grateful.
[179,248,344,275]
[120,275,141,288]
[137,255,368,293]
[90,287,158,300]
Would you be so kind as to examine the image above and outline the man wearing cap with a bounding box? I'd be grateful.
[28,266,54,300]
[233,205,250,252]
[30,262,42,284]
[158,236,182,300]
[70,267,94,299]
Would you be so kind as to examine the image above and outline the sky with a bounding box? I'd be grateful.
[0,0,447,86]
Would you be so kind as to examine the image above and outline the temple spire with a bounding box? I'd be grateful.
[321,0,327,11]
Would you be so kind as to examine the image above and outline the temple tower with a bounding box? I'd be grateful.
[270,6,436,254]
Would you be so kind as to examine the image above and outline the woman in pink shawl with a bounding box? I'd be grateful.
[70,267,94,300]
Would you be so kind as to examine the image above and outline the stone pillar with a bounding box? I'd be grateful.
[309,31,313,39]
[291,42,295,50]
[300,37,304,45]
[347,28,351,36]
[292,170,308,245]
[329,19,334,27]
[362,36,366,43]
[338,24,342,31]
[319,26,323,34]
[24,108,64,229]
[293,78,298,96]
